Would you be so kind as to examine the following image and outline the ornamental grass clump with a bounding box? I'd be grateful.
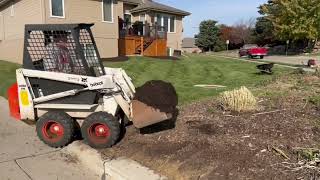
[219,86,257,112]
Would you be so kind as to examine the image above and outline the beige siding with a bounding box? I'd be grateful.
[0,0,187,63]
[131,12,140,22]
[43,0,123,58]
[167,16,183,50]
[0,0,42,63]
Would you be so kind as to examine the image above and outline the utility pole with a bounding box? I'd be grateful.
[286,40,290,56]
[226,40,230,52]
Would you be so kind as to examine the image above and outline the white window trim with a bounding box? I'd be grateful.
[0,13,4,41]
[102,0,114,23]
[155,14,176,33]
[10,4,14,17]
[49,0,65,18]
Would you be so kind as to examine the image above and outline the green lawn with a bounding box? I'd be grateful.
[104,55,291,104]
[0,60,20,98]
[0,55,290,103]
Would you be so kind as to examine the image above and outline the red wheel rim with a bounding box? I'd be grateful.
[41,121,64,143]
[87,123,110,144]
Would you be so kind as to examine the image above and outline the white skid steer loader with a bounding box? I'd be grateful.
[7,24,172,149]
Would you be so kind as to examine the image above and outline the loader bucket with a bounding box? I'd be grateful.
[131,100,173,128]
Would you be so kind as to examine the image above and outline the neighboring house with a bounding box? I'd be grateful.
[182,38,201,53]
[0,0,190,64]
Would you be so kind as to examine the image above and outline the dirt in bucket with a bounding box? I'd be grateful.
[134,80,178,113]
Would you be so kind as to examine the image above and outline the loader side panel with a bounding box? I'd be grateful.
[7,83,21,120]
[29,78,98,104]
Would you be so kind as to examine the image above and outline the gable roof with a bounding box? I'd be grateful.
[0,0,11,7]
[0,0,191,16]
[129,0,191,16]
[182,38,198,48]
[122,0,141,5]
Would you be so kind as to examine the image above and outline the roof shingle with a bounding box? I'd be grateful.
[0,0,11,7]
[130,0,191,16]
[1,0,191,16]
[122,0,142,5]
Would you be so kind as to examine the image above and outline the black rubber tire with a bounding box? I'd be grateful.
[260,55,264,59]
[36,111,75,148]
[81,112,120,149]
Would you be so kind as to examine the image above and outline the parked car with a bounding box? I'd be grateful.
[239,44,268,59]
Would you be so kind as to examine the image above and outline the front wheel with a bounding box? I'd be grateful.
[81,112,120,149]
[36,111,75,148]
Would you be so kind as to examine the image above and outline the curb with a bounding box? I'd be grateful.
[63,141,166,180]
[62,141,104,177]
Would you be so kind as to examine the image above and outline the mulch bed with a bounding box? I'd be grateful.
[101,76,320,180]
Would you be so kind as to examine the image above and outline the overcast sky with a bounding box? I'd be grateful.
[157,0,267,37]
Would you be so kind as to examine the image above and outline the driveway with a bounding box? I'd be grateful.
[0,97,100,180]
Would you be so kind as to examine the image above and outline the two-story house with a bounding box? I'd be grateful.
[0,0,190,63]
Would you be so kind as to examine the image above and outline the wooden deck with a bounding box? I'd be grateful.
[119,36,167,57]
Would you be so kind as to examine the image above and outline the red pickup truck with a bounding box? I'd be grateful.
[239,44,268,59]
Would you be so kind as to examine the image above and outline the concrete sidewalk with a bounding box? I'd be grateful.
[0,97,100,180]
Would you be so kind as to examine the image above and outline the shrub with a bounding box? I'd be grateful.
[219,86,257,112]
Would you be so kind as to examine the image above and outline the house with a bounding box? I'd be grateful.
[0,0,190,63]
[182,38,201,53]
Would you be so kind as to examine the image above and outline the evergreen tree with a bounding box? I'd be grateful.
[195,20,220,51]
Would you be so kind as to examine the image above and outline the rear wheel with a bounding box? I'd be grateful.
[36,111,75,148]
[260,55,264,59]
[81,112,120,149]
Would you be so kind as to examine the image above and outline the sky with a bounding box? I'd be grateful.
[157,0,268,38]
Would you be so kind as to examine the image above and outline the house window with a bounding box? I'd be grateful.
[155,14,176,33]
[139,13,146,35]
[50,0,65,18]
[163,16,168,32]
[124,14,132,25]
[170,16,175,32]
[102,0,113,22]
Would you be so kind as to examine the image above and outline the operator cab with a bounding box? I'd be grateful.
[22,24,105,104]
[23,23,105,77]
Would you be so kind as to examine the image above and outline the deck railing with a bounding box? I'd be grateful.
[119,21,167,40]
[118,20,167,56]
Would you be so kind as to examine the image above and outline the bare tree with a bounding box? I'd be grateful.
[231,18,256,45]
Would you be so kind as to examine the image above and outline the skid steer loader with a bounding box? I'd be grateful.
[7,24,172,149]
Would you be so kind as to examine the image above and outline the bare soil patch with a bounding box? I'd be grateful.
[101,74,320,180]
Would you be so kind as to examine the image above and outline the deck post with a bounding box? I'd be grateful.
[141,36,144,56]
